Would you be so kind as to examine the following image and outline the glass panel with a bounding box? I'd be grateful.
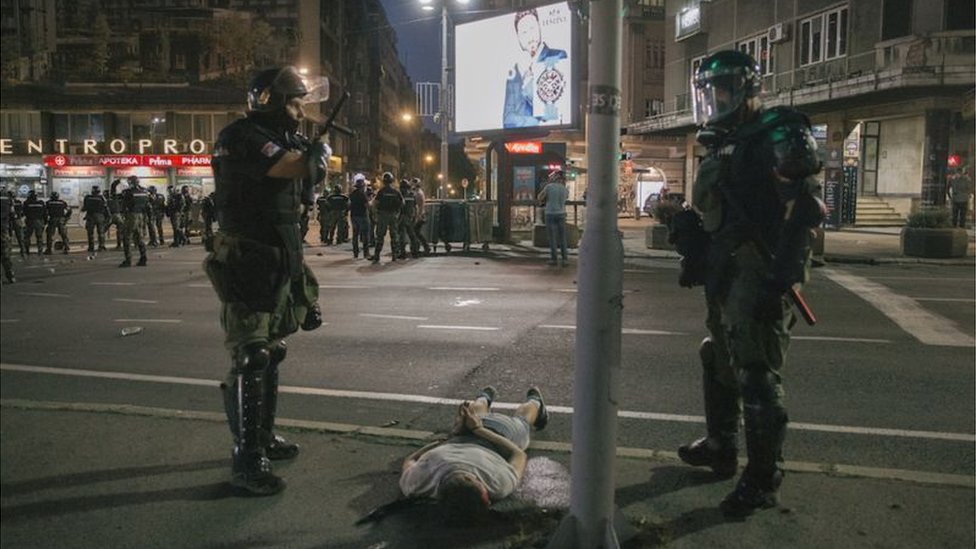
[115,114,132,141]
[130,112,153,141]
[863,137,879,170]
[193,114,212,141]
[174,113,192,142]
[811,15,822,63]
[54,114,69,140]
[827,12,838,58]
[70,114,90,141]
[801,21,810,65]
[839,9,848,55]
[861,171,877,195]
[864,121,880,136]
[90,114,104,141]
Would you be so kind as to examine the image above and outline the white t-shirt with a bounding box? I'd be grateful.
[399,442,519,501]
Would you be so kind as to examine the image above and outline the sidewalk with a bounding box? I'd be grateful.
[1,400,972,548]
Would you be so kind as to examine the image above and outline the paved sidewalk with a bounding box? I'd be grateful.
[1,400,972,549]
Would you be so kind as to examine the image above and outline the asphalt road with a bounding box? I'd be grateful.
[1,243,973,480]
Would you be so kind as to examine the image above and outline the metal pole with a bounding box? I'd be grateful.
[440,4,450,197]
[549,0,628,547]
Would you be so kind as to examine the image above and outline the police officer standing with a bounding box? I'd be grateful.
[326,183,350,245]
[371,172,403,263]
[117,175,152,267]
[6,190,26,257]
[397,178,420,258]
[167,186,184,247]
[180,185,194,244]
[0,190,16,282]
[44,192,71,255]
[348,174,371,259]
[206,66,327,495]
[315,188,332,245]
[671,51,823,518]
[22,191,46,255]
[147,186,166,246]
[107,180,126,249]
[82,185,110,254]
[201,191,216,251]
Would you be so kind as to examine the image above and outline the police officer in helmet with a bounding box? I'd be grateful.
[206,65,329,496]
[672,50,823,517]
[118,175,152,267]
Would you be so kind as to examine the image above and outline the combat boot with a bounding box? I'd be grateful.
[118,258,132,268]
[43,248,52,255]
[136,255,147,267]
[261,344,300,461]
[678,437,738,478]
[720,468,782,518]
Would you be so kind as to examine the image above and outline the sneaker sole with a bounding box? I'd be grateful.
[527,388,549,430]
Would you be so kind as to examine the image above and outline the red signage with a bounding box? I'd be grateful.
[43,155,211,168]
[504,141,543,154]
[52,166,106,177]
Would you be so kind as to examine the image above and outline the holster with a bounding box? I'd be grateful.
[204,232,286,312]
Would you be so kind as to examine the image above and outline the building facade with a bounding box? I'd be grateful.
[630,0,975,227]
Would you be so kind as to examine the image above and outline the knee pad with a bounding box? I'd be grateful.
[699,337,716,371]
[737,365,782,407]
[269,341,287,365]
[233,343,271,374]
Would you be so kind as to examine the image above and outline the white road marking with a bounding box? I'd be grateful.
[112,298,159,304]
[793,336,891,344]
[427,287,500,291]
[18,292,70,298]
[911,297,976,303]
[417,324,499,331]
[538,324,687,336]
[112,319,182,323]
[92,282,136,286]
[453,298,482,307]
[359,313,428,321]
[1,363,972,445]
[320,284,372,289]
[554,289,578,293]
[187,283,211,288]
[0,319,21,323]
[823,268,976,347]
[871,276,974,281]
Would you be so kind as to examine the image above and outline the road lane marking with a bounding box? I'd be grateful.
[320,284,372,289]
[538,324,687,336]
[823,268,976,348]
[359,313,428,321]
[911,297,976,303]
[92,282,136,286]
[554,289,578,293]
[1,363,972,445]
[18,292,70,298]
[187,283,211,288]
[417,324,499,331]
[427,287,500,291]
[871,276,974,281]
[0,319,21,323]
[793,336,891,343]
[112,298,159,304]
[112,319,182,323]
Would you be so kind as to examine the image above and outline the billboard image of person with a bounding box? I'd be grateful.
[455,2,575,134]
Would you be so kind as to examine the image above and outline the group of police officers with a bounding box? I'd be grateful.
[0,179,216,280]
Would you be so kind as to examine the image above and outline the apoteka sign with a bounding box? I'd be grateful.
[42,155,212,168]
[0,138,210,155]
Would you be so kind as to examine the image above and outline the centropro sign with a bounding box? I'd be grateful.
[43,155,212,168]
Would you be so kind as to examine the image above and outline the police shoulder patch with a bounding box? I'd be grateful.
[261,142,282,157]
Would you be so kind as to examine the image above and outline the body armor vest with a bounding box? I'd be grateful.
[327,194,349,212]
[124,188,151,214]
[84,194,107,214]
[46,199,69,219]
[24,199,45,221]
[376,187,402,213]
[401,191,417,216]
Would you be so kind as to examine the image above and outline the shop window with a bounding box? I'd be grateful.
[800,6,847,66]
[737,34,774,75]
[881,0,912,40]
[945,0,975,30]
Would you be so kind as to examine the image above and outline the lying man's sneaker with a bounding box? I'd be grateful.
[478,385,497,409]
[265,434,300,461]
[720,472,781,518]
[527,387,549,430]
[678,437,738,478]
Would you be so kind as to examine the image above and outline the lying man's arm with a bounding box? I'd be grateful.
[401,440,446,473]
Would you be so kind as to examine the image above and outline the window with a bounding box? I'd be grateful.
[800,6,848,66]
[737,34,774,75]
[690,54,706,84]
[881,0,912,40]
[946,0,975,31]
[193,114,212,141]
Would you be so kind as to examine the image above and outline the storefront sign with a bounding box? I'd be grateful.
[0,138,209,155]
[52,166,106,177]
[43,155,211,168]
[504,142,543,154]
[113,167,168,178]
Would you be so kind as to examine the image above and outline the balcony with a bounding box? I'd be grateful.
[629,30,975,135]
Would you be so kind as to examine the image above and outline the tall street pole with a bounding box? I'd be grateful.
[549,0,630,547]
[440,4,450,196]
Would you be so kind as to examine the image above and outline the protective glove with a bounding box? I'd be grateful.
[305,140,332,186]
[301,302,323,331]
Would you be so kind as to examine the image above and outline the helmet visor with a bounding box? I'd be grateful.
[692,73,748,126]
[299,76,330,105]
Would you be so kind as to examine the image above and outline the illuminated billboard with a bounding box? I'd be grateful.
[455,2,577,135]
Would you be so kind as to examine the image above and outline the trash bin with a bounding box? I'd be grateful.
[438,200,468,252]
[465,201,494,251]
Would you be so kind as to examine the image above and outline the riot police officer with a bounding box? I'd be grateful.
[147,186,167,247]
[0,191,15,282]
[117,175,152,267]
[206,65,328,495]
[397,179,420,258]
[107,180,125,249]
[22,191,45,255]
[348,174,371,259]
[671,50,824,518]
[7,190,26,257]
[167,185,185,247]
[180,185,194,244]
[82,185,110,253]
[44,192,71,254]
[371,172,403,263]
[200,191,216,251]
[326,184,349,245]
[315,189,332,245]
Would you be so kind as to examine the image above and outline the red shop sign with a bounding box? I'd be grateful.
[44,154,211,168]
[504,141,543,154]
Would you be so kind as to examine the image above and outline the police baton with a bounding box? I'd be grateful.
[312,91,354,139]
[788,288,817,326]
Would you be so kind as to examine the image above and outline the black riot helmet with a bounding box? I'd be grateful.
[127,175,140,187]
[92,185,101,194]
[692,50,762,127]
[382,172,395,186]
[50,192,60,200]
[247,66,330,121]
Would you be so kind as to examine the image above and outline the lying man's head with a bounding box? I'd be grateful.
[437,471,490,525]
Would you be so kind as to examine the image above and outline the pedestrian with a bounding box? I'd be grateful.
[672,50,824,518]
[326,183,350,244]
[167,185,184,247]
[206,65,327,495]
[81,185,110,254]
[8,190,26,257]
[537,169,569,266]
[399,386,549,524]
[43,191,71,255]
[201,191,216,251]
[315,189,332,245]
[948,165,972,228]
[397,178,421,258]
[348,174,372,259]
[0,191,16,283]
[412,178,432,255]
[147,186,166,246]
[371,172,403,263]
[117,175,151,267]
[107,180,125,250]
